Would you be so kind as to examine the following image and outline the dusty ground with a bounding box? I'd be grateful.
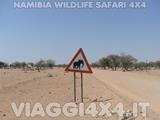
[94,69,160,120]
[0,68,160,120]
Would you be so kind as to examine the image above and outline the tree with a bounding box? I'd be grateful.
[35,59,55,71]
[21,62,27,69]
[35,60,45,72]
[148,62,155,68]
[155,61,160,68]
[0,61,8,68]
[91,62,100,68]
[120,53,137,71]
[99,57,109,69]
[28,62,35,67]
[10,62,22,68]
[134,62,147,71]
[56,64,67,68]
[46,59,55,68]
[107,55,121,71]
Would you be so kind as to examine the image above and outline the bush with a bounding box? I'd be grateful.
[155,61,160,68]
[99,57,110,69]
[10,62,23,68]
[107,55,121,71]
[0,61,8,68]
[134,62,147,71]
[46,59,55,68]
[91,62,100,68]
[36,60,46,68]
[120,53,137,71]
[97,53,137,71]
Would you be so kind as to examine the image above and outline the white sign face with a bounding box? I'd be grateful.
[65,48,92,73]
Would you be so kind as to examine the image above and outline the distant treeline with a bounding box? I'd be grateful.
[1,54,160,72]
[0,59,55,72]
[91,53,160,71]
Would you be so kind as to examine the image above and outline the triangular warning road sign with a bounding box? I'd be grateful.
[65,48,93,73]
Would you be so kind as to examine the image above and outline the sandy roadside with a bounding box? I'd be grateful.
[93,69,160,119]
[0,68,159,120]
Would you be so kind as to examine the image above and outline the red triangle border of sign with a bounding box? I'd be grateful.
[65,48,93,73]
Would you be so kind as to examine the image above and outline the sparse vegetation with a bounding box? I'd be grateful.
[99,57,109,69]
[0,59,55,72]
[0,61,8,68]
[10,62,22,68]
[0,54,160,73]
[91,62,100,68]
[56,64,67,68]
[35,59,55,72]
[107,54,121,71]
[155,61,160,68]
[92,53,160,72]
[46,59,55,68]
[120,53,137,71]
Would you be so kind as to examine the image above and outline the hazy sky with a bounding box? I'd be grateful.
[0,0,160,64]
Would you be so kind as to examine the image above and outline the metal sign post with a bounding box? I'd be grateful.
[74,72,76,102]
[81,72,83,103]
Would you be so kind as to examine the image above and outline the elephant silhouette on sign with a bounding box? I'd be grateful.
[73,59,84,69]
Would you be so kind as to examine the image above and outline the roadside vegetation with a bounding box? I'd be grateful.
[0,53,160,72]
[91,53,160,72]
[0,59,55,72]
